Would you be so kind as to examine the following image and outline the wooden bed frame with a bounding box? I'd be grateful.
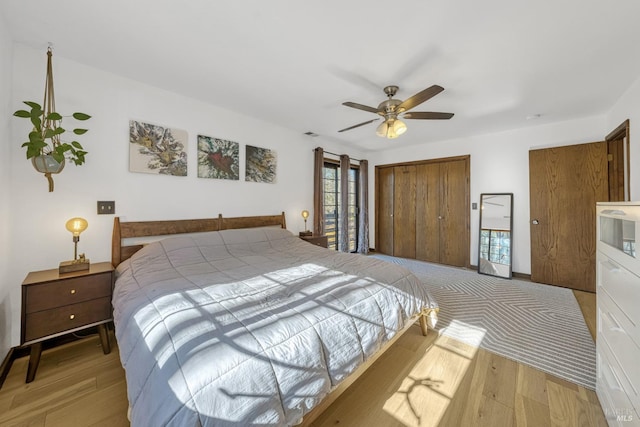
[111,212,286,267]
[111,212,434,426]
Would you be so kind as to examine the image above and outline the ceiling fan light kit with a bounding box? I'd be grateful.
[339,84,454,139]
[376,118,407,139]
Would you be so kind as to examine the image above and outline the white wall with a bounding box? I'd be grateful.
[367,115,609,275]
[607,74,640,201]
[5,44,363,348]
[0,10,14,359]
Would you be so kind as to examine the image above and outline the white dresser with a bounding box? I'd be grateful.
[596,202,640,426]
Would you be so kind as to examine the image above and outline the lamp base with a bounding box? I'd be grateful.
[59,259,91,274]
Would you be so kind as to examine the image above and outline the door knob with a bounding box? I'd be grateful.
[532,219,539,225]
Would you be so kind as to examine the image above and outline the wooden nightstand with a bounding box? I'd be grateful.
[21,262,114,383]
[300,234,328,248]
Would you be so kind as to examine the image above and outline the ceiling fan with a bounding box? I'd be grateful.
[338,85,454,139]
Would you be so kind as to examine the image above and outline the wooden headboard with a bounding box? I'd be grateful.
[111,212,287,267]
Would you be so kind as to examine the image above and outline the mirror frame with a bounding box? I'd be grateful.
[478,193,514,279]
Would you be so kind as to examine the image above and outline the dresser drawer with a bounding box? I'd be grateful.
[598,255,640,331]
[597,347,639,426]
[24,296,112,343]
[24,272,112,314]
[598,292,640,414]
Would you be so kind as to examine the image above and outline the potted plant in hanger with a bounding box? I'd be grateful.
[13,47,91,192]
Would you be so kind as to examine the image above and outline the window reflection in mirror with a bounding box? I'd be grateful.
[478,193,513,278]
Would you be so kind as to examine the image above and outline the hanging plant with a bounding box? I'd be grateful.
[13,47,91,192]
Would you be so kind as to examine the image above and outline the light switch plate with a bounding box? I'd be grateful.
[97,201,115,215]
[472,202,478,210]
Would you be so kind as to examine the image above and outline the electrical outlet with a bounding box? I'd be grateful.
[97,201,115,215]
[472,202,478,210]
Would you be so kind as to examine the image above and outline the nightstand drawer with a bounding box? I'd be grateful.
[301,235,328,248]
[24,296,112,342]
[24,272,112,314]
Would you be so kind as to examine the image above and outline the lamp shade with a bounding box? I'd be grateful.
[376,118,407,139]
[392,118,407,136]
[301,210,309,220]
[65,217,88,237]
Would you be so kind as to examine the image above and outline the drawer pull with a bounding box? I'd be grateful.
[603,364,623,391]
[605,260,621,272]
[69,314,75,320]
[606,312,624,332]
[70,289,76,294]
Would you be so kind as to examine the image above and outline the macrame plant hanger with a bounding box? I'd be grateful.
[42,45,61,192]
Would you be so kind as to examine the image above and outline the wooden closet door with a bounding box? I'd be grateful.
[416,163,440,262]
[393,165,416,258]
[377,167,394,255]
[529,142,608,291]
[439,159,468,267]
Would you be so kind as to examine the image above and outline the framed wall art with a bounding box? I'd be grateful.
[197,135,240,180]
[129,120,187,176]
[245,145,277,183]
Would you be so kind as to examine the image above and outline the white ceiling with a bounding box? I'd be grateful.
[3,0,640,152]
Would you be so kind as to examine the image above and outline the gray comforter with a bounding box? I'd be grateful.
[113,227,436,426]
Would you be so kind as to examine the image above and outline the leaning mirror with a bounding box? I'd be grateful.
[478,193,513,278]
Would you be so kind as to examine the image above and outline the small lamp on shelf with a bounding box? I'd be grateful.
[59,217,90,273]
[299,210,312,237]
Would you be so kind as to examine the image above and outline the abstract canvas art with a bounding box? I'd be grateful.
[129,120,187,176]
[197,135,240,180]
[245,145,277,183]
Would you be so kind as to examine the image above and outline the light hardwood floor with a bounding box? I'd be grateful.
[0,291,604,426]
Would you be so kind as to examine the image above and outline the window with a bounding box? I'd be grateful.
[479,229,511,265]
[323,161,358,251]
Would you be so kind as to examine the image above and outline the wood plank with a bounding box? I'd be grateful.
[572,289,597,340]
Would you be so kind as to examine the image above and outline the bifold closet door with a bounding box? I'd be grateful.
[416,163,440,262]
[439,159,468,267]
[377,167,394,255]
[393,165,416,259]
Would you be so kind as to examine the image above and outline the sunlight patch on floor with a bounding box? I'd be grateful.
[383,321,484,426]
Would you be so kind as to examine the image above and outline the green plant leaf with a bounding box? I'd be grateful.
[53,127,65,135]
[13,110,31,118]
[73,128,88,135]
[51,152,65,164]
[46,112,63,121]
[44,129,56,139]
[29,108,43,118]
[30,116,42,130]
[28,131,43,143]
[24,101,41,110]
[71,141,83,149]
[72,112,91,121]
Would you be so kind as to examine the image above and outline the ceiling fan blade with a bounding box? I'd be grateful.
[396,85,444,113]
[342,102,380,114]
[338,119,379,133]
[403,111,454,120]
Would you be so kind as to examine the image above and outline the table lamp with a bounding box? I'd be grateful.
[299,210,312,237]
[59,217,91,273]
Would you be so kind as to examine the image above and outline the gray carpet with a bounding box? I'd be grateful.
[371,254,596,390]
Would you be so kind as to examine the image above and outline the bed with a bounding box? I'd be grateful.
[111,213,438,426]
